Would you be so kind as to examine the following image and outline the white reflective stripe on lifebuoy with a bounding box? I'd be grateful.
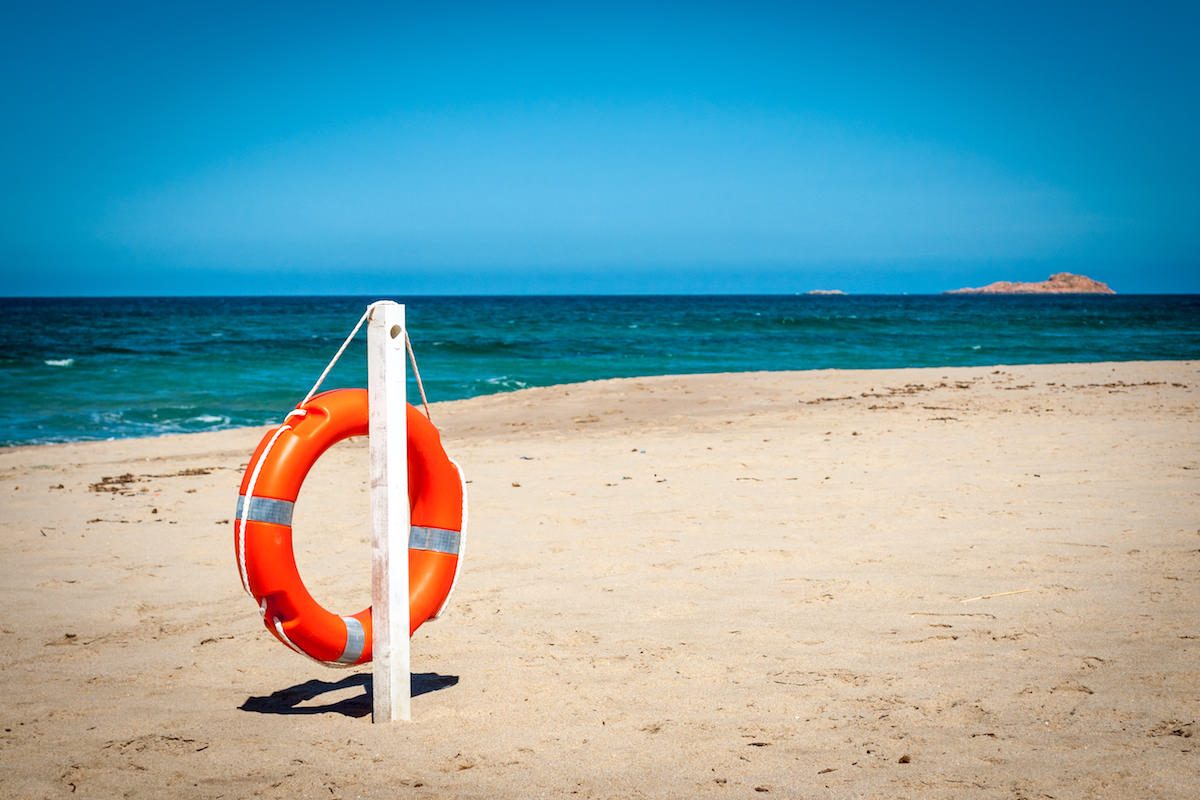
[235,498,456,556]
[337,616,365,664]
[235,495,295,526]
[410,526,460,555]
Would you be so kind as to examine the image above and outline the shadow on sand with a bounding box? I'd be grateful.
[240,672,459,717]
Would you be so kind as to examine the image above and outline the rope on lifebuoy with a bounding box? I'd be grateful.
[433,458,469,619]
[236,422,292,595]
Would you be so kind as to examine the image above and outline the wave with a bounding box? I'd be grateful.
[481,376,529,391]
[79,407,243,438]
[44,358,74,367]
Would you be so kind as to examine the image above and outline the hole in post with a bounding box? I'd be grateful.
[389,324,402,339]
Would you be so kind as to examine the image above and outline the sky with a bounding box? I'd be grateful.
[1,1,1197,295]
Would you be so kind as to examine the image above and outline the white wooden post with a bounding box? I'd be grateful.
[367,301,411,722]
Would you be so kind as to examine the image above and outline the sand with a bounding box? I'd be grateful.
[1,361,1196,799]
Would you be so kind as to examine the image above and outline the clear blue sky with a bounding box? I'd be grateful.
[2,1,1197,294]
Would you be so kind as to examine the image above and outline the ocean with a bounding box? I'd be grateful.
[1,294,1197,446]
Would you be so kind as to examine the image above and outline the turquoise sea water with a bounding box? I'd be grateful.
[1,294,1197,446]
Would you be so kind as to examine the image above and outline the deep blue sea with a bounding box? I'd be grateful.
[1,294,1197,446]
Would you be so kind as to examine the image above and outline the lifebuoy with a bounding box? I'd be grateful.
[233,388,466,665]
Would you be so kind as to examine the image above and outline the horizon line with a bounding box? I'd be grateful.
[2,291,1195,300]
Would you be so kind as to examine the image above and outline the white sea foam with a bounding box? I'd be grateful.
[44,358,75,367]
[484,376,529,390]
[190,414,229,424]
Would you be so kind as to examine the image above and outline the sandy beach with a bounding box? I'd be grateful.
[1,360,1196,799]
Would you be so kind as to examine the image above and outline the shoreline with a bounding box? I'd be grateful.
[3,358,1196,453]
[1,359,1196,798]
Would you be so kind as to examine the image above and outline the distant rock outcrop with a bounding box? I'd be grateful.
[805,289,847,296]
[946,272,1115,295]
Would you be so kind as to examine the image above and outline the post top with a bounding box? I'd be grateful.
[367,300,404,321]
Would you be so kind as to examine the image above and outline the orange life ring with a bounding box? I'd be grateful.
[233,388,465,666]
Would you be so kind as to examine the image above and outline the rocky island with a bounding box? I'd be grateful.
[946,272,1115,295]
